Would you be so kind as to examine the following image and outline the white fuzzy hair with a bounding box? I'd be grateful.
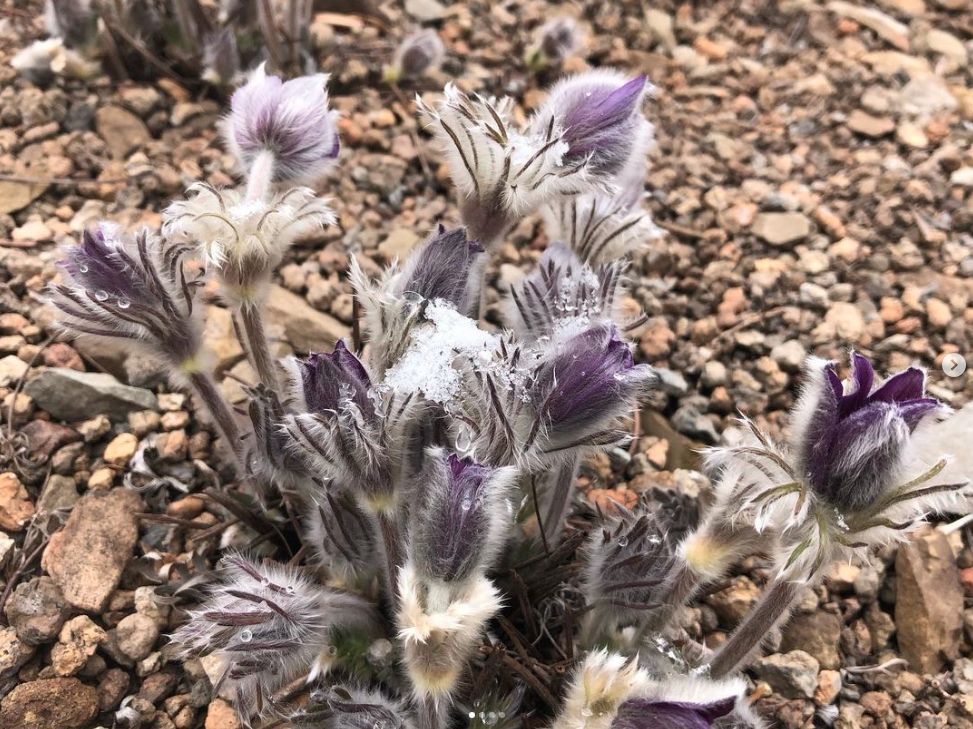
[163,183,334,302]
[550,650,651,729]
[416,83,597,225]
[396,563,502,701]
[171,554,379,722]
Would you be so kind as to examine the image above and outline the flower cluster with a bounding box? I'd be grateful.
[44,56,968,729]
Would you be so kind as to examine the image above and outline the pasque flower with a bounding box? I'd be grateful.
[792,353,945,513]
[226,63,340,187]
[532,71,654,182]
[506,242,629,338]
[384,29,446,84]
[527,16,585,68]
[532,324,655,450]
[163,183,335,304]
[409,450,516,584]
[172,555,380,721]
[51,225,204,379]
[417,85,594,247]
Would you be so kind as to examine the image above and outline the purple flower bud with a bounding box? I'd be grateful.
[613,697,736,729]
[201,28,240,86]
[51,226,203,375]
[794,353,945,513]
[396,225,484,316]
[538,17,584,63]
[534,70,654,181]
[410,450,516,583]
[387,29,446,82]
[226,63,340,186]
[289,341,375,420]
[533,324,655,438]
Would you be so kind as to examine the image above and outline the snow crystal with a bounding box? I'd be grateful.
[381,300,497,406]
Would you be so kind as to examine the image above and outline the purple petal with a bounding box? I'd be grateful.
[897,398,942,430]
[563,76,647,157]
[613,697,735,729]
[297,341,373,418]
[836,352,875,417]
[870,367,926,404]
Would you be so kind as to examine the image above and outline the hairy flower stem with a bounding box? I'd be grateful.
[376,512,404,599]
[636,563,702,639]
[238,303,279,391]
[707,579,800,679]
[539,456,580,546]
[245,149,276,202]
[188,371,244,460]
[417,696,443,729]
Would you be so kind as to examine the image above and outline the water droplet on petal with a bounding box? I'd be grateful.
[94,290,109,302]
[239,629,253,643]
[79,264,89,273]
[117,299,131,309]
[617,535,629,547]
[580,708,593,718]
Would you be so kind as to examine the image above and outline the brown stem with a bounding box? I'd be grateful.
[188,371,244,460]
[238,303,279,391]
[707,579,800,679]
[417,696,442,729]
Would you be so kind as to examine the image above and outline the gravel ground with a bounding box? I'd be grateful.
[1,0,973,727]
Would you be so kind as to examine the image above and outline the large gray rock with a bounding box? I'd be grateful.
[25,369,158,423]
[4,576,70,645]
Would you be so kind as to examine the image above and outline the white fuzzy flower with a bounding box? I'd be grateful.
[417,83,595,246]
[162,183,334,302]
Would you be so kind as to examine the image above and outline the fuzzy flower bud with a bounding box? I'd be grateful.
[171,555,379,722]
[297,685,416,729]
[532,71,654,183]
[409,449,517,584]
[701,353,967,580]
[226,63,340,187]
[417,84,595,246]
[396,225,485,316]
[162,183,334,305]
[289,340,375,420]
[283,345,405,513]
[528,16,585,68]
[531,324,655,449]
[50,226,204,380]
[793,353,945,512]
[506,242,628,338]
[384,29,446,84]
[397,563,502,700]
